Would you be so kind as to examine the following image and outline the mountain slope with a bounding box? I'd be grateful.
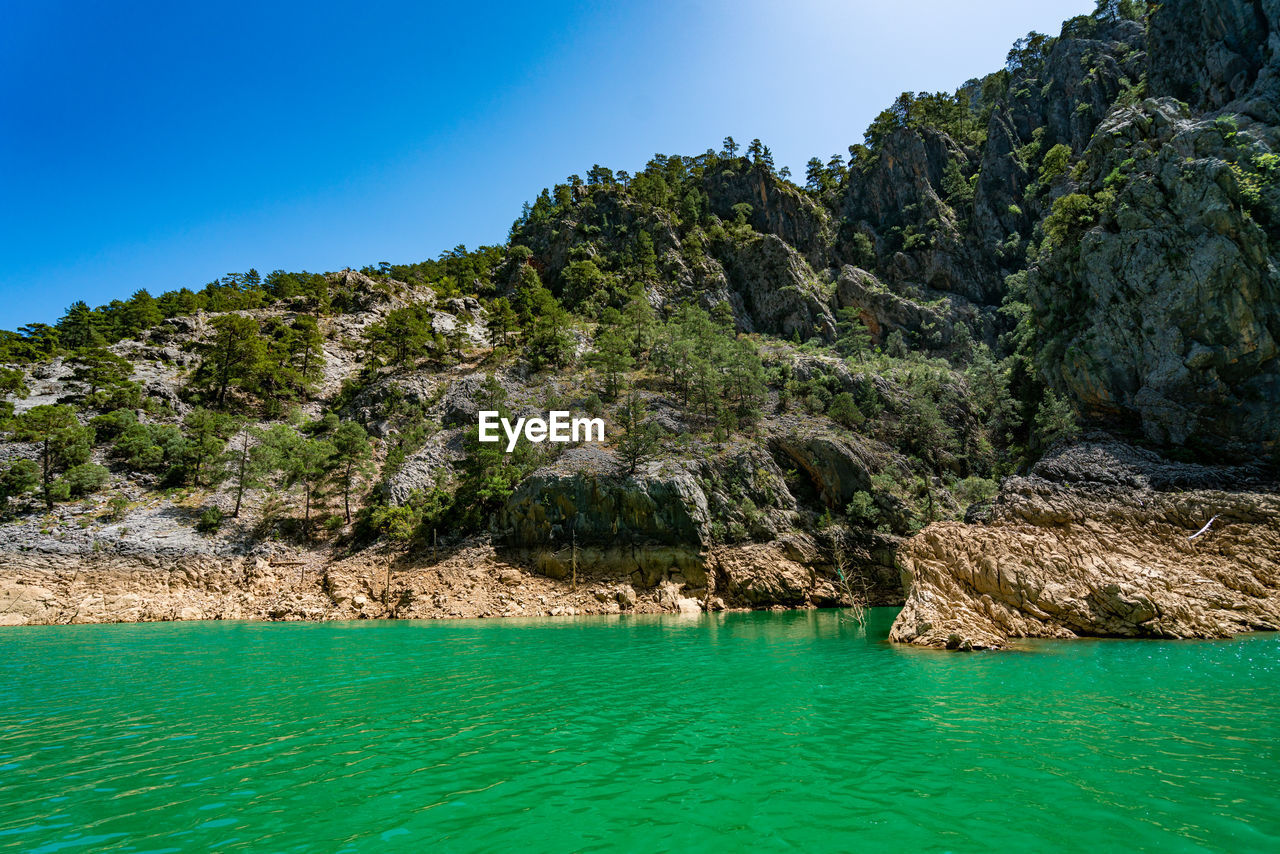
[0,0,1277,642]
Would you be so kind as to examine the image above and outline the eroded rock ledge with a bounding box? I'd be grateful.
[0,539,882,628]
[890,439,1280,649]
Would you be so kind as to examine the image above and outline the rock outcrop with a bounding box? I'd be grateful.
[1030,96,1280,453]
[721,234,836,341]
[1147,0,1278,116]
[890,439,1280,649]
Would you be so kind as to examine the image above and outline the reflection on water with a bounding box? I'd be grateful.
[0,609,1277,852]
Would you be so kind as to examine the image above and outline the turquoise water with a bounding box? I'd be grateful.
[0,609,1277,853]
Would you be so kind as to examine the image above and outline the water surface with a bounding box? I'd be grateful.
[1,609,1277,852]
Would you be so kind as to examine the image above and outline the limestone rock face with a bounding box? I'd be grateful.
[1031,97,1280,452]
[497,456,711,550]
[833,266,992,351]
[770,434,873,509]
[701,164,833,267]
[711,543,816,607]
[890,440,1280,649]
[1147,0,1279,115]
[721,234,836,341]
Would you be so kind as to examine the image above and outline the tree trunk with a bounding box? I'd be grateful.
[217,331,234,407]
[344,461,353,522]
[232,434,249,518]
[42,438,52,510]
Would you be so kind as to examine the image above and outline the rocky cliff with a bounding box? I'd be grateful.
[1,0,1278,642]
[890,439,1280,649]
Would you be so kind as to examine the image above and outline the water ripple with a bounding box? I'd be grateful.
[0,611,1277,852]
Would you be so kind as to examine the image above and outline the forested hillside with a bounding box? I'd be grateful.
[0,0,1276,630]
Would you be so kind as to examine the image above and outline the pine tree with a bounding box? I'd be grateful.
[616,393,660,476]
[220,425,277,518]
[194,315,265,408]
[835,308,872,361]
[587,325,634,399]
[488,297,517,349]
[68,348,133,396]
[58,301,105,350]
[622,287,657,360]
[331,420,372,523]
[284,436,336,531]
[122,289,163,336]
[182,408,235,487]
[12,405,92,509]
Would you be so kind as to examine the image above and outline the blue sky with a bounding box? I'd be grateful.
[0,0,1093,329]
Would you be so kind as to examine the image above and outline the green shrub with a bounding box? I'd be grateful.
[828,392,864,428]
[47,480,71,503]
[365,504,420,542]
[195,506,224,533]
[1042,193,1099,248]
[105,494,130,521]
[952,476,998,510]
[63,463,109,497]
[846,491,879,526]
[1038,144,1072,183]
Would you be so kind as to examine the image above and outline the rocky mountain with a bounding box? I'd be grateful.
[0,0,1276,646]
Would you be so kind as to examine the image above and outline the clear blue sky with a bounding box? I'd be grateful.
[0,0,1093,329]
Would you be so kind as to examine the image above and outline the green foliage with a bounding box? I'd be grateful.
[57,301,106,350]
[1034,389,1080,451]
[1038,144,1072,184]
[279,434,337,529]
[363,304,437,367]
[863,90,986,154]
[941,159,975,210]
[562,259,610,307]
[1094,0,1147,22]
[364,503,420,542]
[622,288,658,358]
[845,491,879,527]
[615,392,661,476]
[195,506,224,534]
[12,405,94,509]
[0,268,342,365]
[331,419,373,523]
[0,367,29,400]
[652,303,765,427]
[845,231,875,267]
[258,315,326,408]
[1005,31,1053,75]
[896,392,957,470]
[190,314,266,408]
[586,324,634,399]
[0,459,39,509]
[62,463,109,497]
[66,348,131,402]
[515,266,574,371]
[885,330,908,358]
[1042,193,1100,249]
[1231,152,1279,210]
[965,344,1021,446]
[487,297,518,350]
[448,376,538,532]
[182,408,236,486]
[827,392,864,428]
[104,493,130,521]
[220,426,275,518]
[113,421,185,478]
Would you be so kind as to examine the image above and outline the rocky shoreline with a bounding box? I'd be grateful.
[0,540,882,627]
[4,439,1276,648]
[889,440,1280,649]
